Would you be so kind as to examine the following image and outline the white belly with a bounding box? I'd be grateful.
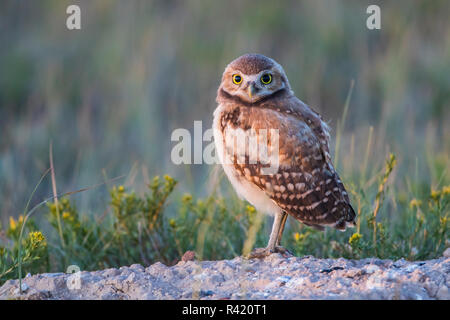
[213,104,281,216]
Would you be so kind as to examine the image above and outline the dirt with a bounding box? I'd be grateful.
[1,250,449,300]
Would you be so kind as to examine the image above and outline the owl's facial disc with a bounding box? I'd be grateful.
[226,70,284,104]
[217,54,293,106]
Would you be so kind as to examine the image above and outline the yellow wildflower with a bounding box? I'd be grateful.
[164,175,174,182]
[431,189,441,201]
[28,231,46,249]
[9,217,17,231]
[294,232,306,241]
[182,193,192,203]
[62,211,71,220]
[246,205,256,214]
[442,186,450,196]
[349,233,362,246]
[8,215,24,232]
[409,198,422,209]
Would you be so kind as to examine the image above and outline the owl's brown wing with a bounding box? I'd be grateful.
[227,105,355,230]
[290,97,333,162]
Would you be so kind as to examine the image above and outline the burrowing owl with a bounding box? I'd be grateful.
[213,54,356,258]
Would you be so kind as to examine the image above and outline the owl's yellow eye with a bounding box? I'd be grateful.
[232,74,242,85]
[261,73,272,84]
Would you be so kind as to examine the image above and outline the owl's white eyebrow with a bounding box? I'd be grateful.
[233,74,260,82]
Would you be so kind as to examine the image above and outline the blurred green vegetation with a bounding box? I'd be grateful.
[0,1,449,281]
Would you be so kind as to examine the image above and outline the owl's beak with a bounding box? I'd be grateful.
[247,83,257,99]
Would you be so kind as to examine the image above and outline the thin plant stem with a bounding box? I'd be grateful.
[16,174,125,294]
[334,79,354,169]
[18,168,51,294]
[50,142,65,249]
[361,126,374,185]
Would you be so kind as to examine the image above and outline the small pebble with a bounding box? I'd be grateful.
[182,251,196,262]
[443,248,450,258]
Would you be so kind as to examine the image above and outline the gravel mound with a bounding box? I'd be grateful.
[1,252,449,300]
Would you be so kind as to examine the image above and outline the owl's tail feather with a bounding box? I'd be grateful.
[302,222,325,231]
[302,204,357,232]
[346,204,357,226]
[333,205,357,231]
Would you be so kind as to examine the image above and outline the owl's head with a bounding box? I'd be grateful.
[218,54,292,105]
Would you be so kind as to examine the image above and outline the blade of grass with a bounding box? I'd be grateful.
[361,126,374,185]
[346,133,355,175]
[334,79,354,169]
[49,142,65,248]
[372,153,396,255]
[16,174,125,294]
[17,167,51,294]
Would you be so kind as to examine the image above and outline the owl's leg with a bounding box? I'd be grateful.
[274,212,293,255]
[265,211,284,251]
[276,211,288,246]
[247,211,291,259]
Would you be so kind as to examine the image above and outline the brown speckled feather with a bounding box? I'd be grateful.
[218,98,355,230]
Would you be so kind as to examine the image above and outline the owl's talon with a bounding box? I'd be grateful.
[274,246,294,257]
[246,247,271,259]
[247,246,293,259]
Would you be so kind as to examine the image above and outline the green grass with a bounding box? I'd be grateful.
[1,155,448,285]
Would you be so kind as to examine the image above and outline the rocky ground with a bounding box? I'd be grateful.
[1,249,449,300]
